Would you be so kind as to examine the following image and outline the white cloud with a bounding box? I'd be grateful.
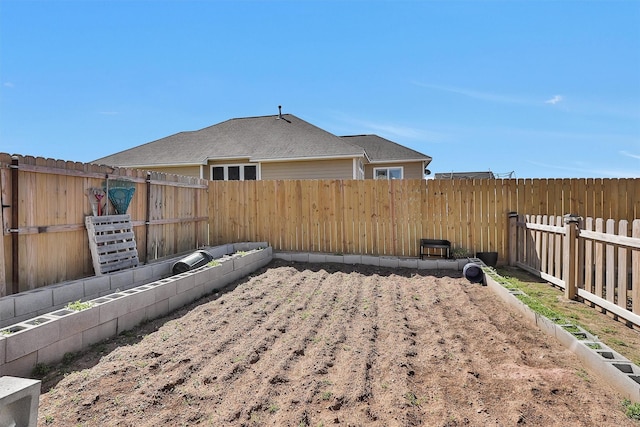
[545,95,563,105]
[327,111,447,142]
[412,81,530,105]
[620,150,640,160]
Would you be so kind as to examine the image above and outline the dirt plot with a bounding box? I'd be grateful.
[39,260,637,426]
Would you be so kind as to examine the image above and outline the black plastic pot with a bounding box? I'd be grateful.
[463,262,484,284]
[476,251,498,267]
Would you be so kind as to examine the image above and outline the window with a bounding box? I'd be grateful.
[211,164,258,181]
[374,167,403,180]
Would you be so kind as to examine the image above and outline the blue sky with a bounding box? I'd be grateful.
[1,0,639,178]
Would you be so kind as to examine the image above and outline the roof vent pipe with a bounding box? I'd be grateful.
[278,105,282,119]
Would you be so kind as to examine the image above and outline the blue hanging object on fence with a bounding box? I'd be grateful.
[108,187,135,214]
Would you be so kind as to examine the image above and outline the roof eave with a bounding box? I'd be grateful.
[252,154,365,163]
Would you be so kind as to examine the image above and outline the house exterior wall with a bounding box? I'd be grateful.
[365,162,424,180]
[261,158,355,180]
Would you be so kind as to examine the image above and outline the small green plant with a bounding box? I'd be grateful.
[0,329,12,336]
[451,247,470,258]
[404,391,423,406]
[623,398,640,420]
[585,342,602,350]
[268,403,279,413]
[62,352,76,365]
[66,300,93,311]
[321,391,332,401]
[236,250,247,256]
[32,362,51,377]
[44,415,54,424]
[207,259,220,267]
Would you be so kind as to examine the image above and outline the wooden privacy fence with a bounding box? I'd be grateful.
[209,178,640,260]
[0,154,209,296]
[511,213,640,326]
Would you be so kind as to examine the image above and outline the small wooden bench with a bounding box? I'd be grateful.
[420,239,451,259]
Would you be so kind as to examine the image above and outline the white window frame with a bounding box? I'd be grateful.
[210,163,259,181]
[373,166,403,180]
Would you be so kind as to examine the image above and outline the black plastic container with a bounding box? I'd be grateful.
[171,250,214,274]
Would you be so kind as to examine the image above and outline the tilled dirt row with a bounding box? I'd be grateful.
[38,261,636,426]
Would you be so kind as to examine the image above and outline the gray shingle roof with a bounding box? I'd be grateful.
[93,114,365,167]
[341,135,431,163]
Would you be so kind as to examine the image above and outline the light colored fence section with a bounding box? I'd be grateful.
[210,178,640,261]
[0,154,209,296]
[511,213,640,326]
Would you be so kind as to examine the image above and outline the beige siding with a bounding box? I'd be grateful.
[365,161,424,179]
[146,165,202,178]
[261,159,354,180]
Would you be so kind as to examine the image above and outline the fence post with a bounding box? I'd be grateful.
[563,214,580,300]
[10,155,19,295]
[508,212,518,266]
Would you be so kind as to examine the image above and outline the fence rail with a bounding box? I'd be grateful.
[2,151,639,297]
[511,213,640,327]
[0,154,209,295]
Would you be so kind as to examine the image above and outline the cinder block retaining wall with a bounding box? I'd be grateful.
[0,243,271,377]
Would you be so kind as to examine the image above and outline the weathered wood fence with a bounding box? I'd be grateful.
[2,152,639,298]
[511,213,640,326]
[210,178,640,258]
[0,154,209,295]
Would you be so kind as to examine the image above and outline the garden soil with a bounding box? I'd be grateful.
[38,260,639,426]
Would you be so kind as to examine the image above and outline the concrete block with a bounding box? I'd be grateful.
[343,254,362,265]
[168,291,192,314]
[308,253,327,263]
[151,261,172,279]
[203,278,221,295]
[217,259,234,275]
[379,257,399,268]
[97,295,131,324]
[133,265,154,286]
[57,307,100,340]
[274,252,292,261]
[0,299,14,323]
[5,319,60,362]
[122,287,155,313]
[325,254,344,264]
[82,319,117,348]
[174,273,196,295]
[109,270,134,291]
[291,252,309,263]
[194,267,210,287]
[83,276,110,299]
[361,255,380,266]
[417,259,439,270]
[233,254,251,270]
[51,280,84,307]
[154,278,177,302]
[457,258,470,270]
[146,299,170,320]
[37,333,83,366]
[0,351,37,378]
[13,289,53,317]
[0,376,41,427]
[398,258,418,269]
[437,259,459,270]
[0,338,5,365]
[117,307,148,335]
